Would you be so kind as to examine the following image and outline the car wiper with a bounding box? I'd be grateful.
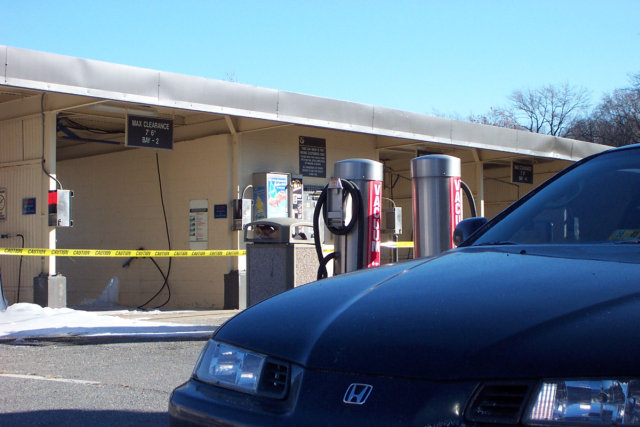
[475,241,520,246]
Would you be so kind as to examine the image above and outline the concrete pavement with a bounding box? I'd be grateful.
[112,309,240,326]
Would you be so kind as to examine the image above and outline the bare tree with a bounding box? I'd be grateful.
[566,73,640,146]
[469,107,523,130]
[470,83,590,137]
[509,83,590,136]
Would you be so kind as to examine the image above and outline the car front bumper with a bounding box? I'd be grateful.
[169,367,478,426]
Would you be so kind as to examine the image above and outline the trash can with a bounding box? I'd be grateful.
[244,218,318,307]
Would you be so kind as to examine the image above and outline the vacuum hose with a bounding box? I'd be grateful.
[460,181,477,218]
[313,179,363,280]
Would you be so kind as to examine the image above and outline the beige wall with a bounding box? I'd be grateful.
[55,126,380,309]
[237,126,378,191]
[57,134,232,308]
[0,116,49,304]
[482,159,571,219]
[378,157,413,261]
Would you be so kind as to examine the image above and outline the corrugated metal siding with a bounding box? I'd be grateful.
[0,120,24,162]
[23,116,42,160]
[483,160,570,219]
[0,118,47,304]
[56,135,233,308]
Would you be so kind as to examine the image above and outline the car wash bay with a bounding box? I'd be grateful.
[0,46,606,309]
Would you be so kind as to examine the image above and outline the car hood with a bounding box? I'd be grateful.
[215,245,640,380]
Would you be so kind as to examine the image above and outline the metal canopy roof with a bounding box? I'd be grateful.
[1,45,609,162]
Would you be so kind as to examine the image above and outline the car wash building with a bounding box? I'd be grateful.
[0,46,609,309]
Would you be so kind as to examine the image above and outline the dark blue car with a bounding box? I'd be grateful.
[170,144,640,426]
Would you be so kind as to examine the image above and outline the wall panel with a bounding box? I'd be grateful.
[57,134,231,308]
[0,117,47,304]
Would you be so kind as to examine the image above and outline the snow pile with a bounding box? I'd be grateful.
[79,276,121,309]
[0,303,215,339]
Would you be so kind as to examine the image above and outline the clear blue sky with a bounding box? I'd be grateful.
[2,0,639,118]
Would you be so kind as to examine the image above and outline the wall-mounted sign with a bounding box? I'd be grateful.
[299,136,326,177]
[291,175,303,220]
[214,204,227,219]
[189,200,208,250]
[512,161,534,184]
[126,115,174,150]
[22,197,36,215]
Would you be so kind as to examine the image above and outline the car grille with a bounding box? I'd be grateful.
[258,359,289,399]
[466,382,534,424]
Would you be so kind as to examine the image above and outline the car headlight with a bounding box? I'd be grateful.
[525,379,640,425]
[194,340,290,399]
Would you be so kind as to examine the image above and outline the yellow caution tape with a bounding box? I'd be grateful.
[0,248,246,257]
[380,241,414,249]
[0,243,415,257]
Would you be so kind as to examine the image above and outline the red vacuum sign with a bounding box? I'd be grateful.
[449,176,463,248]
[366,180,382,268]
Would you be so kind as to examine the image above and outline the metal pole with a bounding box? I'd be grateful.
[411,155,462,258]
[333,159,383,274]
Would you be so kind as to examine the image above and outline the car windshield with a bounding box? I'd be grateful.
[472,148,640,245]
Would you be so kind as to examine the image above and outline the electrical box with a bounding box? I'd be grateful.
[383,206,403,235]
[231,199,253,231]
[48,189,73,227]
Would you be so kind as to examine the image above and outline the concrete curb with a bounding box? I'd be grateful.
[0,331,216,345]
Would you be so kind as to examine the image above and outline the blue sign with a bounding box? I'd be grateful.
[214,204,227,219]
[22,198,36,215]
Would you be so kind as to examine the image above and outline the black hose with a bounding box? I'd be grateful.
[322,180,361,236]
[327,179,364,271]
[136,257,170,310]
[313,188,333,280]
[136,153,172,309]
[316,252,337,281]
[353,187,365,271]
[153,152,172,309]
[313,179,364,279]
[460,181,477,218]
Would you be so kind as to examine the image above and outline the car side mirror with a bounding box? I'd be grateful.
[453,217,488,246]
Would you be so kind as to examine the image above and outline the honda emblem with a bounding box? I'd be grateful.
[343,383,373,405]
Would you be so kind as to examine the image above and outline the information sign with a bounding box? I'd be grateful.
[126,115,173,150]
[299,136,326,177]
[291,175,303,219]
[189,200,208,244]
[22,198,36,215]
[214,204,227,219]
[512,162,534,184]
